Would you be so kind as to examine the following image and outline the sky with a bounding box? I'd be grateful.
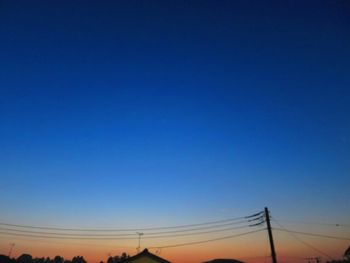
[0,1,350,263]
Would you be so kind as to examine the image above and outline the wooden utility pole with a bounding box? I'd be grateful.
[265,207,277,263]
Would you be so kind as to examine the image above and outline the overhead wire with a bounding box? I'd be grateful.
[273,219,350,228]
[0,211,264,240]
[273,228,350,241]
[0,219,253,237]
[0,211,267,260]
[144,224,263,239]
[271,217,334,260]
[0,231,138,240]
[0,211,263,232]
[4,211,344,259]
[148,228,265,249]
[0,224,261,240]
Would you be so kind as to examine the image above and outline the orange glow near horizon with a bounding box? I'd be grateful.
[1,229,349,263]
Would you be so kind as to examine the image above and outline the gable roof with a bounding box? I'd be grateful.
[122,249,171,263]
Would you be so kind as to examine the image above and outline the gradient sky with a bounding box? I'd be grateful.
[0,1,350,263]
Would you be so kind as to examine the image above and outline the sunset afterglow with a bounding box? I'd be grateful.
[1,1,349,263]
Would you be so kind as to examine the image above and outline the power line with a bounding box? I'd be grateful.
[0,227,136,237]
[0,212,262,232]
[273,228,350,241]
[274,219,350,228]
[0,219,258,237]
[0,236,130,249]
[0,224,261,240]
[141,224,259,239]
[272,219,334,260]
[281,231,333,260]
[274,228,350,241]
[0,231,139,240]
[148,229,265,249]
[144,219,257,234]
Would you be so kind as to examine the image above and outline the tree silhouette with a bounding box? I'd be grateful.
[71,256,86,263]
[17,254,32,263]
[0,255,15,263]
[0,253,126,263]
[107,253,129,263]
[54,256,63,263]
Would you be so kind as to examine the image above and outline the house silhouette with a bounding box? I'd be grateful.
[121,249,171,263]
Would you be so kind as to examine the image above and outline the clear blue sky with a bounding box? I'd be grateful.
[0,0,349,230]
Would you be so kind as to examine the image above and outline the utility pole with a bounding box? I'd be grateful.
[264,207,277,263]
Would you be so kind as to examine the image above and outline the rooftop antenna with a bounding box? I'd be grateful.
[136,232,144,254]
[8,243,15,257]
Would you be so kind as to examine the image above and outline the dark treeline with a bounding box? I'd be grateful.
[0,254,86,263]
[0,253,130,263]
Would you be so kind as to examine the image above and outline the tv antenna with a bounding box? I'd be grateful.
[8,243,15,257]
[136,232,144,253]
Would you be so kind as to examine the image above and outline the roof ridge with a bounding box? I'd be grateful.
[121,248,171,263]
